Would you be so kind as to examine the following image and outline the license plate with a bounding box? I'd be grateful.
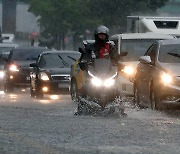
[58,83,67,88]
[58,83,61,88]
[26,76,30,80]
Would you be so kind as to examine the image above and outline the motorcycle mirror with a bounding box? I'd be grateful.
[78,61,87,71]
[78,47,85,54]
[30,63,38,67]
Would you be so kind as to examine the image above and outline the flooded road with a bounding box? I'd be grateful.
[0,89,180,154]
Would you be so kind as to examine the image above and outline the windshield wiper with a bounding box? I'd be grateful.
[67,56,77,61]
[168,52,180,58]
[58,55,69,67]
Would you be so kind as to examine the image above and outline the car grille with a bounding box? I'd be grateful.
[51,75,70,81]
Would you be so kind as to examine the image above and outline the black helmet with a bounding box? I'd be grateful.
[94,25,109,43]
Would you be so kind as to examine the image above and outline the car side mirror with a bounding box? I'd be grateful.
[30,63,38,67]
[139,56,152,64]
[78,61,87,71]
[2,57,8,62]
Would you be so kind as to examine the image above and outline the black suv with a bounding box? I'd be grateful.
[4,46,48,92]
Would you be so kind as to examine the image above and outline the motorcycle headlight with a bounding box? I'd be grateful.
[9,64,19,72]
[91,77,103,87]
[123,66,134,75]
[161,73,172,84]
[104,78,115,87]
[89,71,117,87]
[0,71,4,78]
[39,72,49,81]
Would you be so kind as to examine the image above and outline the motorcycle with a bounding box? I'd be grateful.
[73,48,125,115]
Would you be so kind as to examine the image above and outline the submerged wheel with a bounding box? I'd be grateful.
[35,83,43,98]
[4,82,14,93]
[71,80,79,102]
[151,89,159,110]
[30,85,35,98]
[35,89,43,98]
[133,87,140,107]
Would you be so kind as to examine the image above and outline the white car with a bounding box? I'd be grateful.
[110,33,175,96]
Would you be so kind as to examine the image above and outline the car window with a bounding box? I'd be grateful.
[120,39,158,61]
[0,47,15,64]
[10,49,47,61]
[159,44,180,63]
[39,53,80,68]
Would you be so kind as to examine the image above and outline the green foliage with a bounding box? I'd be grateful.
[27,0,169,48]
[89,0,169,28]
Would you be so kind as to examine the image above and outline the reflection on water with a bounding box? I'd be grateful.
[21,89,26,92]
[39,100,52,104]
[50,95,59,100]
[0,91,5,95]
[9,94,18,99]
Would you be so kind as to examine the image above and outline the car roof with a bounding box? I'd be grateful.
[12,46,48,51]
[41,50,80,55]
[111,33,175,40]
[159,38,180,45]
[0,43,19,47]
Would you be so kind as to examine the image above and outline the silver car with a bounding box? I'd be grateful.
[110,33,175,96]
[135,39,180,110]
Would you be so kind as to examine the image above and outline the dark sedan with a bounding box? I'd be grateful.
[134,39,180,110]
[4,46,48,92]
[30,51,81,98]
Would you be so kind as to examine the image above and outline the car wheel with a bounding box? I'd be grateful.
[71,80,79,102]
[35,82,43,98]
[133,87,140,107]
[30,85,35,98]
[151,89,159,110]
[4,82,14,93]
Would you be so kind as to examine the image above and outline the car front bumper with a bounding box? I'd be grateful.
[39,80,70,94]
[159,83,180,104]
[6,71,30,87]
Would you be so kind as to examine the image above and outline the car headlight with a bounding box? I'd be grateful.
[39,72,49,81]
[161,73,172,84]
[9,64,19,72]
[123,66,134,75]
[0,71,4,78]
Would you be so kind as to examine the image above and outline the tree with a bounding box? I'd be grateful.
[89,0,169,30]
[2,0,17,33]
[28,0,169,49]
[28,0,98,49]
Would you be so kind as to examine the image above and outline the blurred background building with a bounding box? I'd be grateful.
[0,0,40,40]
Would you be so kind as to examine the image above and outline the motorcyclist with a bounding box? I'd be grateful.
[75,26,126,116]
[80,25,118,64]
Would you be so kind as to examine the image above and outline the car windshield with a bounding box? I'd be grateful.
[10,49,46,61]
[39,52,80,68]
[159,44,180,63]
[121,39,160,61]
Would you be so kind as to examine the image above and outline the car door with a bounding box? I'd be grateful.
[139,43,158,104]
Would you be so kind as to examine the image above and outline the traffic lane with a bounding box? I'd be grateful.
[0,91,180,153]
